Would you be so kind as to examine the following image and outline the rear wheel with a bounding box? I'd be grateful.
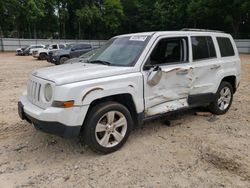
[82,102,133,154]
[209,81,233,115]
[59,57,69,65]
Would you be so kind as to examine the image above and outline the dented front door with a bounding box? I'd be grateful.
[143,63,193,116]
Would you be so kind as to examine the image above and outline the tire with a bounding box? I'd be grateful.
[208,81,233,115]
[82,101,133,154]
[59,57,69,65]
[39,53,47,60]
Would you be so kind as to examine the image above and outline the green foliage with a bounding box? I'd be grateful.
[0,0,250,39]
[103,0,124,35]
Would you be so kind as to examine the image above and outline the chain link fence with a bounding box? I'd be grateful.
[0,38,249,54]
[234,39,250,54]
[0,38,107,52]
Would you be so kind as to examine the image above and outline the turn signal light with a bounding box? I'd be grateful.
[52,100,75,108]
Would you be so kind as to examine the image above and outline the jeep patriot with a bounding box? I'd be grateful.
[18,30,241,153]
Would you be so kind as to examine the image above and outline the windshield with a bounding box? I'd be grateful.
[89,36,151,66]
[64,44,73,50]
[22,45,29,50]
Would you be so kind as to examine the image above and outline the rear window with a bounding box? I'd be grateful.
[217,37,235,57]
[191,36,216,61]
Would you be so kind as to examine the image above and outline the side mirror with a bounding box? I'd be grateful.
[147,66,162,86]
[144,64,154,70]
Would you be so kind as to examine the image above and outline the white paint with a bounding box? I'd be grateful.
[20,31,241,129]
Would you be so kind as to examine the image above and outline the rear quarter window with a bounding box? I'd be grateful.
[216,37,235,57]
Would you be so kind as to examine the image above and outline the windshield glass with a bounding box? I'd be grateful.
[89,36,151,66]
[22,45,29,50]
[64,44,73,50]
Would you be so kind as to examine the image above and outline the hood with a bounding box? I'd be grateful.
[32,63,136,85]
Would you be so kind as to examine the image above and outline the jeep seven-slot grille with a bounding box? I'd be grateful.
[27,80,41,103]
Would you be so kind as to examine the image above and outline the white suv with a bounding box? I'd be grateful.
[18,30,241,153]
[32,44,66,60]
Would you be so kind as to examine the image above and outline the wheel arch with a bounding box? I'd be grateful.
[221,75,236,93]
[39,52,47,55]
[82,93,142,132]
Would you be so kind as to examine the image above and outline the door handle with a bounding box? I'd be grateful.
[210,65,221,70]
[176,69,189,75]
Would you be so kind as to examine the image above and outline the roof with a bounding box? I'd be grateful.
[116,30,231,38]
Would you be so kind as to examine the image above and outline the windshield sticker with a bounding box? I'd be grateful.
[129,36,147,41]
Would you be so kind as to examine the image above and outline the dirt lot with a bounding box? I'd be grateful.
[0,53,250,188]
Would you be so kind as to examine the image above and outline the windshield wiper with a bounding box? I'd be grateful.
[89,60,111,66]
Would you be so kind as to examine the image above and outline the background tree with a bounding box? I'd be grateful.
[0,0,250,39]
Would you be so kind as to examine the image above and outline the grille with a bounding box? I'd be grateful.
[33,50,38,55]
[27,79,42,103]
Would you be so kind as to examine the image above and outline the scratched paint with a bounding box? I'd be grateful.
[146,98,188,116]
[144,66,192,116]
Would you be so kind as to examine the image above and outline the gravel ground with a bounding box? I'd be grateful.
[0,53,250,188]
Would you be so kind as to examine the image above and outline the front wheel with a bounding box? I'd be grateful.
[82,102,133,154]
[59,57,69,65]
[39,53,47,60]
[209,81,233,115]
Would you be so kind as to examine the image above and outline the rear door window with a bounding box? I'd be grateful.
[80,44,92,49]
[191,36,216,61]
[216,37,235,57]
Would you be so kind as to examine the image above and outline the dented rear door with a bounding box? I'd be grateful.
[189,35,220,95]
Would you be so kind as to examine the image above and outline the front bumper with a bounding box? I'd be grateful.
[47,55,59,64]
[16,51,24,55]
[18,96,88,138]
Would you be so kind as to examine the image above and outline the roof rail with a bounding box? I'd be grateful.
[181,28,225,33]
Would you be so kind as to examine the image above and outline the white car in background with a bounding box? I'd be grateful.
[33,44,66,60]
[16,44,46,56]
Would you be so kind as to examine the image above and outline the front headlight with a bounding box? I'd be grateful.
[44,83,53,102]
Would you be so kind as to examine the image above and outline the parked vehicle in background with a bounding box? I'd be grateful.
[18,30,241,154]
[29,45,47,56]
[16,46,29,55]
[33,44,66,60]
[16,44,46,56]
[64,48,98,64]
[47,43,93,65]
